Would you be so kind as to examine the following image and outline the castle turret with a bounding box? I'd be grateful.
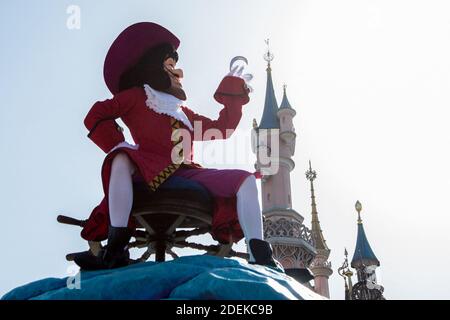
[348,201,385,300]
[351,201,380,281]
[252,43,316,274]
[278,85,296,152]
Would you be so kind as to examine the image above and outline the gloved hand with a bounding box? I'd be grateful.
[109,141,140,154]
[227,57,253,93]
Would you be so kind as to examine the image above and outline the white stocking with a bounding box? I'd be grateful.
[236,175,264,262]
[108,153,135,228]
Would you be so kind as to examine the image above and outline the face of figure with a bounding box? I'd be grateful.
[163,55,187,100]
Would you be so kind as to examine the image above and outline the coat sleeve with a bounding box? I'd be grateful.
[84,87,140,153]
[182,76,250,141]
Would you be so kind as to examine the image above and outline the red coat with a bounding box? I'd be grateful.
[81,76,250,243]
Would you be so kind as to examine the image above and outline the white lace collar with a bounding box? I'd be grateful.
[143,84,193,131]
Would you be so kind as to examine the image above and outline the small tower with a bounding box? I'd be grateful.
[278,84,296,156]
[253,41,316,271]
[349,201,385,300]
[306,161,333,298]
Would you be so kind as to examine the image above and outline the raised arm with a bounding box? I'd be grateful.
[84,87,141,153]
[182,76,250,141]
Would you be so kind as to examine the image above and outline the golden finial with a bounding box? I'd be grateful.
[305,160,317,181]
[355,200,362,224]
[338,247,354,299]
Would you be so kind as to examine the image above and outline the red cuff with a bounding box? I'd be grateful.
[214,76,250,106]
[87,120,125,153]
[253,171,262,179]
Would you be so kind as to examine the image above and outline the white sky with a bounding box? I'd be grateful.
[1,0,450,299]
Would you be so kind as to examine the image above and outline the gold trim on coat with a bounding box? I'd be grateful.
[148,118,184,192]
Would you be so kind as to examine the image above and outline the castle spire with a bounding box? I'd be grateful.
[338,248,354,300]
[306,161,329,251]
[259,39,279,129]
[306,161,332,298]
[351,201,380,270]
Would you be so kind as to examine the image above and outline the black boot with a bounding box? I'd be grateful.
[248,239,285,273]
[73,226,132,271]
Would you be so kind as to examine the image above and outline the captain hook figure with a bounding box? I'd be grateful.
[73,22,283,271]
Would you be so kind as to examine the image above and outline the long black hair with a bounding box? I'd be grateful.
[118,43,178,92]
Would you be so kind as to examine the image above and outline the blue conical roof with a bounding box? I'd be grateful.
[351,223,380,268]
[258,67,280,129]
[279,86,294,110]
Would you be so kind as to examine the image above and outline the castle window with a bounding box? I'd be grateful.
[267,193,271,202]
[288,194,291,204]
[282,117,285,124]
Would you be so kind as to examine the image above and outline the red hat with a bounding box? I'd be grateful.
[103,22,180,95]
